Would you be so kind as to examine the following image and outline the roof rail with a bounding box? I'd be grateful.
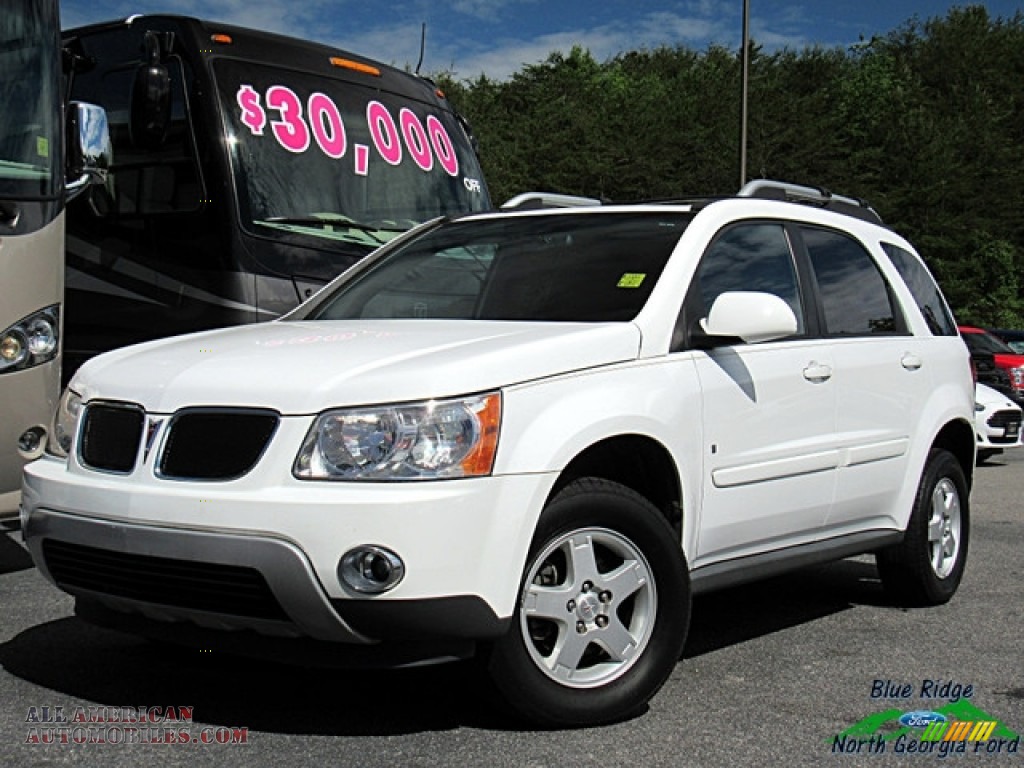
[500,192,603,210]
[737,180,883,225]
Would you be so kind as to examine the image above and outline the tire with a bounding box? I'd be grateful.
[876,449,970,607]
[486,477,690,727]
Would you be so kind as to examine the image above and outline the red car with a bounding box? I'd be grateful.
[960,326,1024,395]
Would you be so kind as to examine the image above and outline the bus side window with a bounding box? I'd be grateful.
[70,28,202,217]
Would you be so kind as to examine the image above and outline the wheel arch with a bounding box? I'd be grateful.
[548,434,683,537]
[931,417,976,490]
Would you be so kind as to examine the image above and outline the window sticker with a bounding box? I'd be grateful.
[308,92,346,159]
[235,84,460,177]
[266,85,311,153]
[617,273,647,288]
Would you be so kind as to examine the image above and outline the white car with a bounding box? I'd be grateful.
[974,382,1022,462]
[21,181,976,726]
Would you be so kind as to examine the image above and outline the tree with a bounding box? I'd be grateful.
[436,6,1024,326]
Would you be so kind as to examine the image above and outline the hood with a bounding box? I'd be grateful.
[975,383,1021,410]
[72,319,642,414]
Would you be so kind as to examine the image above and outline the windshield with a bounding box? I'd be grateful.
[963,329,1018,356]
[303,212,690,322]
[0,0,61,199]
[215,59,490,248]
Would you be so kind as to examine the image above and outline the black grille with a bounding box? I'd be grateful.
[79,403,145,473]
[158,409,279,480]
[987,410,1022,444]
[42,539,288,621]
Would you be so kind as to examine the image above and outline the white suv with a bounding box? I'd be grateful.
[21,181,975,726]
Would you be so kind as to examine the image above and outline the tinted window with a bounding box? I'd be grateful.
[694,223,804,334]
[0,0,61,200]
[307,213,690,322]
[882,243,957,336]
[962,330,1016,356]
[66,25,202,216]
[802,227,898,335]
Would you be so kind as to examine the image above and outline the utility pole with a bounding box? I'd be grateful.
[739,0,750,188]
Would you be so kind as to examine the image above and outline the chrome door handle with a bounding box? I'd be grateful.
[803,362,833,383]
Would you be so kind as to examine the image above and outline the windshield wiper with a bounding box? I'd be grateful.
[261,214,409,243]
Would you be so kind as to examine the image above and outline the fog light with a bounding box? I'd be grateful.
[18,426,47,460]
[339,546,405,594]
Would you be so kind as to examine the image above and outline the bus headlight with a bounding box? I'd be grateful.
[0,306,59,374]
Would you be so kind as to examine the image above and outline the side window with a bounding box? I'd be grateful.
[882,243,958,336]
[801,226,900,336]
[67,27,202,216]
[693,223,805,335]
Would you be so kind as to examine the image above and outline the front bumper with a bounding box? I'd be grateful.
[21,453,552,651]
[976,409,1022,448]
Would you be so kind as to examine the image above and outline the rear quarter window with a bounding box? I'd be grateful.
[801,226,903,336]
[881,243,958,336]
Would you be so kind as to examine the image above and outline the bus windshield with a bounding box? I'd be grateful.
[0,0,61,199]
[214,59,490,247]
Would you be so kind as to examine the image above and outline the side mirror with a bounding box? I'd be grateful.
[129,31,173,150]
[65,101,111,201]
[699,291,798,345]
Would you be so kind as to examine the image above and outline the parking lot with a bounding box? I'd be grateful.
[1,450,1021,767]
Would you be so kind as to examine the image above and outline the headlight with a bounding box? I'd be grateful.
[294,392,501,480]
[0,306,59,374]
[47,388,83,459]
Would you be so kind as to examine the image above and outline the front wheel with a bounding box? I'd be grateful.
[486,478,690,727]
[876,449,970,606]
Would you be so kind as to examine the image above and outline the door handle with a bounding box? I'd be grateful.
[803,361,833,383]
[901,353,923,371]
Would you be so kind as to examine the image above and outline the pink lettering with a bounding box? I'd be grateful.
[427,115,459,176]
[308,92,346,159]
[367,101,402,165]
[267,85,310,153]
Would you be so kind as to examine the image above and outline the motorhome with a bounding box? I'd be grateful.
[0,0,107,518]
[61,15,491,377]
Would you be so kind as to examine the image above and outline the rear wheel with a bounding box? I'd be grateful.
[486,478,690,727]
[876,449,969,606]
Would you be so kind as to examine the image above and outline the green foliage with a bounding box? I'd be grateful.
[437,5,1024,327]
[938,233,1024,328]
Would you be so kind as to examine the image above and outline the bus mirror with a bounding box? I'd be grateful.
[130,31,172,150]
[65,102,112,201]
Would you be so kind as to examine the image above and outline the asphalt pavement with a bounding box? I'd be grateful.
[1,450,1021,767]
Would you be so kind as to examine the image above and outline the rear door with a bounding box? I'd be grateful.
[795,226,929,534]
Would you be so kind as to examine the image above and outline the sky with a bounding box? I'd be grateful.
[58,1,1023,81]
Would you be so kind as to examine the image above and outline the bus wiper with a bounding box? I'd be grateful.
[262,214,408,243]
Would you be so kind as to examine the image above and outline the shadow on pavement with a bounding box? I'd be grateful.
[1,558,895,735]
[684,558,890,658]
[0,530,34,576]
[0,615,507,736]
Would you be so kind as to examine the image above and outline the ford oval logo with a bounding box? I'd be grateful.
[899,711,948,728]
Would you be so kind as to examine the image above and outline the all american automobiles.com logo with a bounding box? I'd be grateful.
[831,680,1020,758]
[24,705,249,748]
